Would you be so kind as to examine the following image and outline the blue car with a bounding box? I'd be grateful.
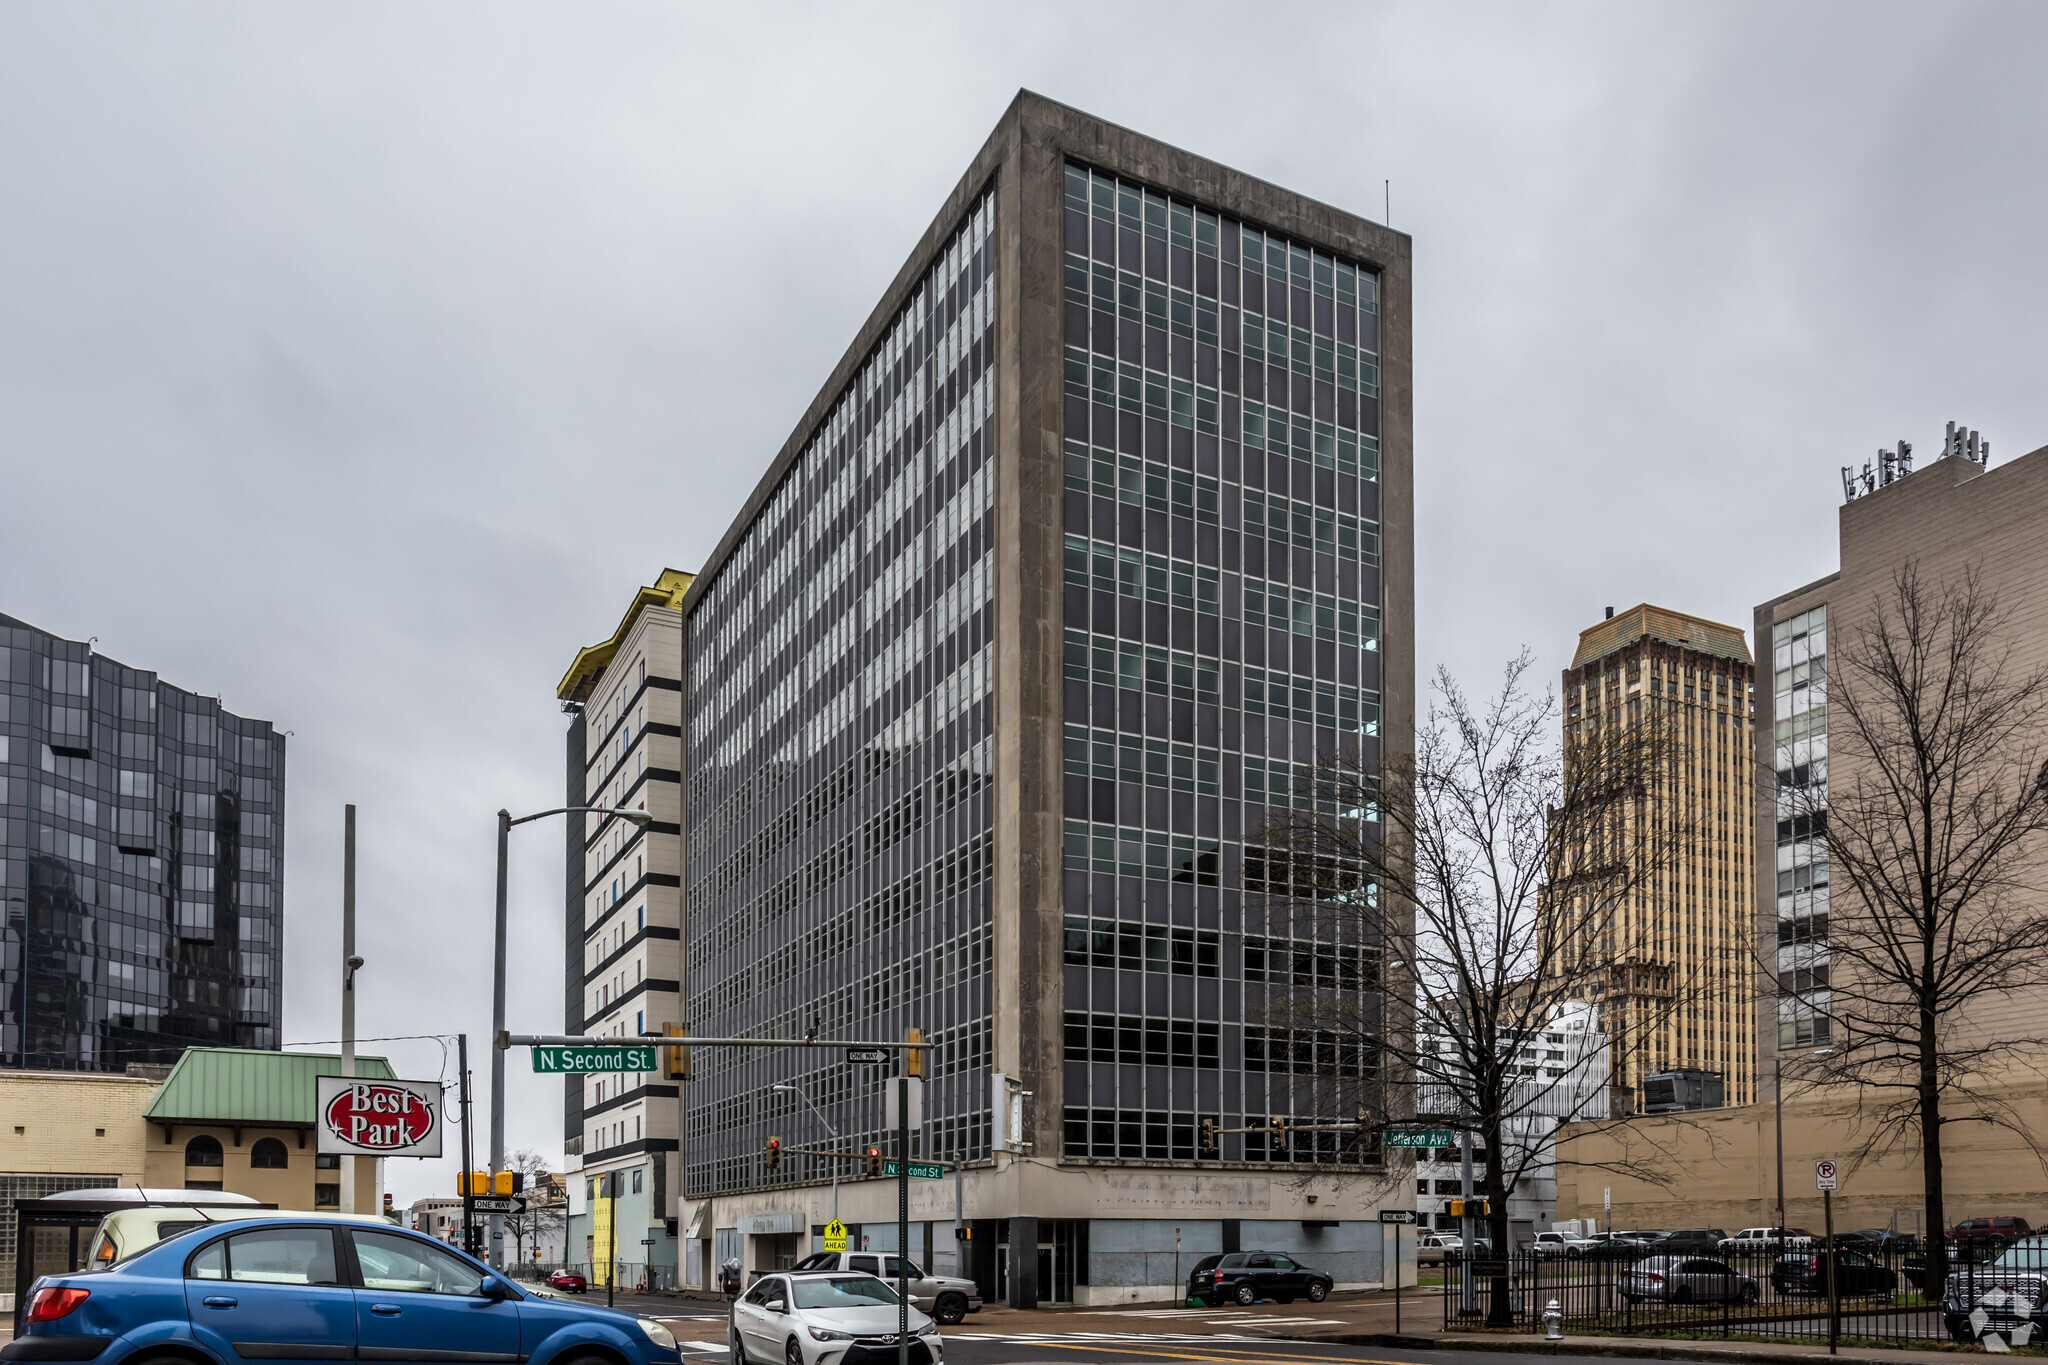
[2,1215,679,1365]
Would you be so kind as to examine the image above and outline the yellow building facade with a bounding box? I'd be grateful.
[1555,605,1757,1108]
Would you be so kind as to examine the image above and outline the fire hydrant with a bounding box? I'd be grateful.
[1543,1298,1563,1340]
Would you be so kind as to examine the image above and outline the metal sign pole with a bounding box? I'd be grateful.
[897,1073,910,1365]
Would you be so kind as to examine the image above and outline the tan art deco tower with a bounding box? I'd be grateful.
[1558,605,1756,1109]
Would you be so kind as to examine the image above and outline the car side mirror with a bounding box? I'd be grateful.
[481,1279,511,1300]
[765,1298,786,1314]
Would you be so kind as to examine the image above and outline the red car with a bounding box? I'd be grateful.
[1949,1218,2032,1244]
[547,1268,589,1293]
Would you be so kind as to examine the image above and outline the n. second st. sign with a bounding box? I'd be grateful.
[316,1077,445,1157]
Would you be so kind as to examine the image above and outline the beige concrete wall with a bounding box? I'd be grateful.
[0,1071,154,1183]
[142,1123,377,1214]
[1555,1068,2048,1235]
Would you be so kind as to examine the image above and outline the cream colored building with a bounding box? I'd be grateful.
[556,569,690,1275]
[1555,605,1757,1109]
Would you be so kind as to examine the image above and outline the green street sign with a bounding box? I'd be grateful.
[530,1045,659,1074]
[881,1161,947,1180]
[1384,1129,1455,1148]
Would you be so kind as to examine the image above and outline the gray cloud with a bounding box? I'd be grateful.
[3,1,2043,1206]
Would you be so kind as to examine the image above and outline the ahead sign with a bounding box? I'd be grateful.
[1815,1158,1839,1191]
[316,1077,444,1157]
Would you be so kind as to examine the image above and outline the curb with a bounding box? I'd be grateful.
[1282,1334,1956,1364]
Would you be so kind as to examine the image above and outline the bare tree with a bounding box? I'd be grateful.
[502,1147,567,1267]
[1259,653,1707,1325]
[1792,565,2048,1280]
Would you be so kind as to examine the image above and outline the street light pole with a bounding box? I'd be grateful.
[489,804,651,1270]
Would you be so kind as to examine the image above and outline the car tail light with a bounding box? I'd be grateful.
[28,1287,90,1323]
[1645,1274,1665,1285]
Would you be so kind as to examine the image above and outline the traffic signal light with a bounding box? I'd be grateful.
[953,1226,973,1241]
[1200,1120,1217,1154]
[866,1147,883,1177]
[491,1171,524,1197]
[664,1022,691,1080]
[765,1137,781,1171]
[1448,1198,1490,1218]
[906,1027,925,1078]
[1270,1118,1288,1153]
[459,1171,489,1196]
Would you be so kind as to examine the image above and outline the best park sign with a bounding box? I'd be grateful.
[316,1077,445,1157]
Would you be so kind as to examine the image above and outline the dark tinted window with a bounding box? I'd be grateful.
[1191,1256,1222,1273]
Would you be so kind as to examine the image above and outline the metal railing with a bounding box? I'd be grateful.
[1442,1239,2024,1347]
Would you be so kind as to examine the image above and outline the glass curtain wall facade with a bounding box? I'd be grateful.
[1770,606,1830,1048]
[684,193,998,1198]
[0,614,285,1071]
[1056,163,1385,1165]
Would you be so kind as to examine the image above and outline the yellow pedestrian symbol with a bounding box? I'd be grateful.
[823,1219,848,1252]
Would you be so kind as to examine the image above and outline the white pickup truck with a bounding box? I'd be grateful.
[787,1250,984,1323]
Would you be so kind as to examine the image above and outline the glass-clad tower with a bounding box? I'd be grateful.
[0,613,285,1071]
[680,92,1411,1307]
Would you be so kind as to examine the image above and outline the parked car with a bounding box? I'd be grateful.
[545,1267,588,1292]
[8,1213,681,1365]
[1942,1235,2048,1344]
[1415,1233,1454,1266]
[1621,1255,1759,1305]
[1720,1227,1815,1253]
[1186,1250,1334,1306]
[731,1271,940,1365]
[1533,1232,1596,1260]
[1769,1247,1897,1299]
[1580,1232,1654,1262]
[788,1252,982,1324]
[1447,1238,1496,1265]
[1847,1228,1919,1255]
[1950,1217,2033,1244]
[1906,1237,2010,1291]
[1646,1229,1731,1257]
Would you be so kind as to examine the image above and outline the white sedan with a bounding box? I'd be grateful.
[731,1271,944,1365]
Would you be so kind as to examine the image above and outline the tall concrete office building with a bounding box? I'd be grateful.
[0,614,286,1072]
[1753,428,2048,1107]
[678,92,1412,1306]
[556,569,691,1278]
[1558,605,1756,1109]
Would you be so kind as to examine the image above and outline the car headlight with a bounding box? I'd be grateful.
[919,1321,942,1336]
[637,1319,677,1350]
[807,1327,852,1342]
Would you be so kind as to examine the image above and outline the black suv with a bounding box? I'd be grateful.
[1188,1251,1334,1306]
[1648,1229,1731,1256]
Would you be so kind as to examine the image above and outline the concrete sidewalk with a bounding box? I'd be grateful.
[1317,1332,1986,1363]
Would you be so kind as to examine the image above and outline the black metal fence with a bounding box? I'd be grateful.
[1441,1241,2024,1347]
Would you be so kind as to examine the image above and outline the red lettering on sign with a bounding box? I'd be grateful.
[324,1083,436,1150]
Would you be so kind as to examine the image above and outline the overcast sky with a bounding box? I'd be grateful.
[3,3,2043,1207]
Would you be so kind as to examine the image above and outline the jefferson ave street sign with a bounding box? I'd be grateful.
[530,1045,659,1074]
[1384,1130,1454,1147]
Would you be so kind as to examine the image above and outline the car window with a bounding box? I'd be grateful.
[883,1257,922,1279]
[1271,1256,1297,1271]
[213,1228,340,1286]
[1191,1256,1222,1273]
[1247,1254,1274,1268]
[791,1254,834,1272]
[849,1255,880,1275]
[792,1276,899,1310]
[1221,1253,1249,1267]
[743,1281,775,1307]
[351,1231,488,1296]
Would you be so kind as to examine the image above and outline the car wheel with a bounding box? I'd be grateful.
[934,1293,968,1325]
[1307,1280,1328,1303]
[1740,1284,1759,1305]
[1624,1294,1641,1304]
[728,1334,749,1365]
[1235,1282,1258,1306]
[1672,1287,1691,1305]
[784,1337,804,1365]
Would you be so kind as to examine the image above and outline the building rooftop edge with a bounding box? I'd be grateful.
[557,568,694,703]
[1570,603,1753,670]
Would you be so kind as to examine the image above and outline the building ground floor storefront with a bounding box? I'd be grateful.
[562,1150,680,1289]
[674,1162,1395,1307]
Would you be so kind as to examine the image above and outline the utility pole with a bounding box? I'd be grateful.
[1459,1130,1477,1317]
[340,805,357,1216]
[489,809,510,1269]
[458,1032,475,1258]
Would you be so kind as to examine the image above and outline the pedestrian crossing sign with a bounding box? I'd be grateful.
[823,1219,848,1252]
